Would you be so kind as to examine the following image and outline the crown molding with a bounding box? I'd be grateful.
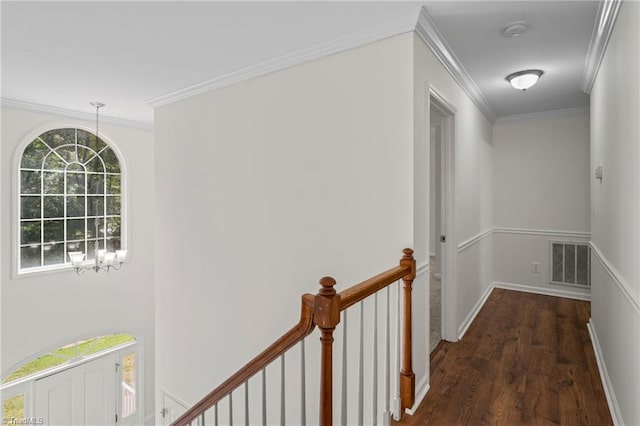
[415,7,496,124]
[1,98,153,130]
[147,9,420,108]
[579,0,622,94]
[495,106,589,123]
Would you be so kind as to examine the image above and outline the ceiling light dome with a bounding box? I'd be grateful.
[506,69,544,91]
[503,21,528,37]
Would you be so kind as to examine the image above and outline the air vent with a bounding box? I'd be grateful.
[550,241,590,287]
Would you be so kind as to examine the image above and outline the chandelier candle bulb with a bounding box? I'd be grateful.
[68,252,85,268]
[103,252,116,266]
[116,250,128,262]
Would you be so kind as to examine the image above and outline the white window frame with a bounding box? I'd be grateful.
[13,122,128,278]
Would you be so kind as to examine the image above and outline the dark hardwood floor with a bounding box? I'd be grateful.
[396,288,612,425]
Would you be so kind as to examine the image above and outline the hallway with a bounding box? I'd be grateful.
[398,289,612,425]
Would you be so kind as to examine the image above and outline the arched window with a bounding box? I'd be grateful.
[19,128,123,272]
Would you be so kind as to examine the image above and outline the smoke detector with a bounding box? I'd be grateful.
[503,21,528,37]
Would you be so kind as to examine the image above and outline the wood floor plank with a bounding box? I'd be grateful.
[395,289,612,426]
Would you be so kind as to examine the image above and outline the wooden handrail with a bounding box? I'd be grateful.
[339,265,412,311]
[172,248,416,426]
[172,293,316,426]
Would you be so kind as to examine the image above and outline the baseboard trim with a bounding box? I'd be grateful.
[493,281,590,301]
[587,320,623,425]
[404,375,430,416]
[458,284,494,340]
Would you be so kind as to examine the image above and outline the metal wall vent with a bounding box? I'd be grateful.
[550,241,590,287]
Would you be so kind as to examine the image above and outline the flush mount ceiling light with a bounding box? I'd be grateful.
[506,69,544,91]
[503,21,528,37]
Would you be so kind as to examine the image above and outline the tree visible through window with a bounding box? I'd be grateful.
[19,128,122,272]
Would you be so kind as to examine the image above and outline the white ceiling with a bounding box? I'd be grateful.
[1,1,599,126]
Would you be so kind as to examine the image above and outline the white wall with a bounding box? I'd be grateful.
[492,111,590,296]
[413,32,494,390]
[0,106,156,423]
[589,2,640,424]
[154,33,414,423]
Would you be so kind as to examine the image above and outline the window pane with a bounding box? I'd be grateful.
[43,196,64,218]
[21,245,41,268]
[43,243,64,265]
[86,219,99,238]
[21,221,41,245]
[21,139,49,169]
[106,174,121,194]
[88,196,104,216]
[85,239,104,258]
[88,174,104,194]
[106,217,121,237]
[66,241,85,254]
[66,219,86,241]
[76,145,95,164]
[21,196,41,219]
[55,145,77,163]
[43,171,64,194]
[3,394,24,420]
[85,156,105,173]
[106,237,121,252]
[21,170,41,194]
[40,129,75,149]
[66,196,86,217]
[77,129,106,154]
[66,172,86,194]
[44,220,64,242]
[106,196,121,215]
[101,147,120,173]
[43,152,66,170]
[121,352,136,417]
[67,162,84,172]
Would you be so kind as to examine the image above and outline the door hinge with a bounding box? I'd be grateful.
[440,235,446,243]
[115,362,120,372]
[115,413,118,423]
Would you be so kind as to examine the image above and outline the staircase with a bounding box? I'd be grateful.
[172,249,417,426]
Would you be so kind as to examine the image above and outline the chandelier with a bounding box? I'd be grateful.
[68,102,127,274]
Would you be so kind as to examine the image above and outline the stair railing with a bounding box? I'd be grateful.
[172,248,416,426]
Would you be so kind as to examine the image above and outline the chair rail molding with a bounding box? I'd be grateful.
[590,242,640,317]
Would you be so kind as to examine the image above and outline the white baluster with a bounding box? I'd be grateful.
[383,286,391,426]
[262,369,267,426]
[301,339,307,426]
[358,301,364,426]
[392,280,401,420]
[280,354,285,426]
[245,381,249,426]
[341,310,348,426]
[372,292,378,425]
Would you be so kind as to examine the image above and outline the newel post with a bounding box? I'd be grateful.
[314,276,341,426]
[400,248,416,411]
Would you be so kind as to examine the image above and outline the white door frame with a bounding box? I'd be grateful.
[428,87,458,343]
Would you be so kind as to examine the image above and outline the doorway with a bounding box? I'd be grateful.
[429,106,445,353]
[429,89,457,348]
